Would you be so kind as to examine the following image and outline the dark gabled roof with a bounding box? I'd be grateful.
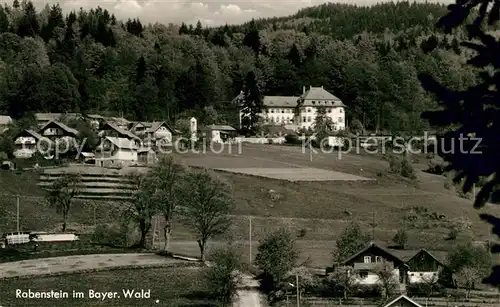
[263,96,299,107]
[103,136,138,150]
[205,124,236,131]
[405,249,448,267]
[145,121,174,134]
[35,113,81,122]
[101,122,141,141]
[39,120,79,136]
[383,295,423,307]
[341,241,405,265]
[15,129,44,140]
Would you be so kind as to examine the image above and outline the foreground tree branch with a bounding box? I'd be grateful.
[419,0,500,286]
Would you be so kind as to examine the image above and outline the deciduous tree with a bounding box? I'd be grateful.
[151,156,185,252]
[334,222,371,262]
[205,246,243,306]
[178,169,232,261]
[124,173,157,248]
[255,229,299,292]
[45,173,81,232]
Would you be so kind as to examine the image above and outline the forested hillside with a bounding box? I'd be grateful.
[0,1,486,132]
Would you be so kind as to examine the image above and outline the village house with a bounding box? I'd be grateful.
[143,121,175,147]
[0,115,12,134]
[237,86,346,132]
[39,120,79,142]
[85,114,105,130]
[95,136,138,167]
[99,122,142,147]
[129,121,152,136]
[13,129,47,158]
[339,242,408,290]
[106,117,131,130]
[202,125,237,143]
[35,113,82,127]
[138,147,157,164]
[405,249,447,284]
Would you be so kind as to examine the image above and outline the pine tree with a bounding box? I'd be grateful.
[41,4,64,41]
[179,22,189,35]
[0,6,9,33]
[136,56,146,85]
[17,1,39,37]
[243,19,261,55]
[287,44,302,67]
[194,20,202,36]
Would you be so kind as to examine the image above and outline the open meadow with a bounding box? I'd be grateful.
[1,143,499,268]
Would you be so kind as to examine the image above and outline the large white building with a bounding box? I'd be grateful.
[238,86,346,131]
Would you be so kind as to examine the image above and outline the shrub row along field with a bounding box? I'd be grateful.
[1,145,499,267]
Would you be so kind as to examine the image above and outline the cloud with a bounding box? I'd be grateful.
[28,0,454,26]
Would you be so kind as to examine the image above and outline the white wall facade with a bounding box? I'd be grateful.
[298,106,345,130]
[14,136,38,158]
[114,149,138,161]
[259,107,296,124]
[153,126,172,142]
[350,269,400,285]
[240,106,346,131]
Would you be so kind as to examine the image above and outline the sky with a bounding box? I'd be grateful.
[22,0,453,26]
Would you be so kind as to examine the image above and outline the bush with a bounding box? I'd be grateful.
[92,223,128,247]
[392,228,408,249]
[352,284,381,298]
[447,228,459,240]
[0,151,8,161]
[401,158,416,179]
[285,134,301,145]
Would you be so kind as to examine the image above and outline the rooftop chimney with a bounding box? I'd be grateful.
[302,86,305,94]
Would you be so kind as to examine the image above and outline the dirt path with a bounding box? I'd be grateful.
[234,273,266,307]
[0,253,184,279]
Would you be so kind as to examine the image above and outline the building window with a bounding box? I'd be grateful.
[312,101,315,104]
[359,271,368,279]
[302,116,306,123]
[307,108,311,113]
[281,109,284,113]
[270,109,274,113]
[307,117,311,122]
[327,108,331,113]
[364,256,371,263]
[340,108,343,113]
[339,117,343,123]
[375,256,382,263]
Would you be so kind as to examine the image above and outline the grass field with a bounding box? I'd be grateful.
[1,143,499,268]
[0,266,216,306]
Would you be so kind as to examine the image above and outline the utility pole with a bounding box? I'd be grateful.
[249,216,252,264]
[296,273,300,307]
[152,216,157,249]
[17,196,20,234]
